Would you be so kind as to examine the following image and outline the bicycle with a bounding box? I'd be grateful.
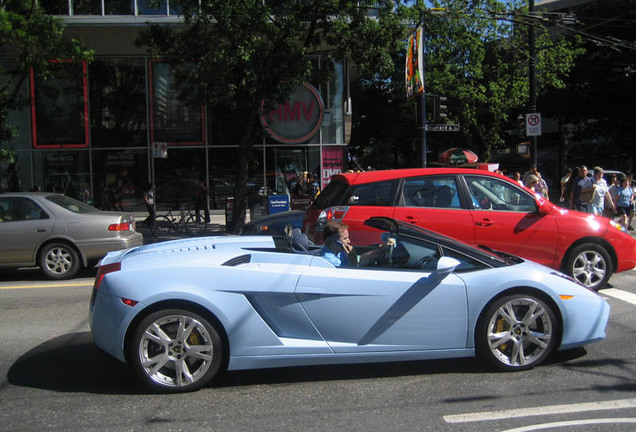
[155,208,207,234]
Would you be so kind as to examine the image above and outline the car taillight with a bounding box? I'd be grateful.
[318,206,350,224]
[93,262,121,293]
[108,222,131,231]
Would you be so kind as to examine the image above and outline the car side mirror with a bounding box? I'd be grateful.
[430,256,461,283]
[537,199,551,216]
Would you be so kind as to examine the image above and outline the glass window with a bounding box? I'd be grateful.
[402,176,460,208]
[45,195,99,213]
[138,0,167,15]
[89,58,147,148]
[465,175,537,212]
[149,61,204,144]
[31,61,89,148]
[104,0,135,15]
[0,197,49,222]
[153,148,207,210]
[344,180,399,207]
[92,149,148,211]
[442,247,488,273]
[32,151,91,202]
[71,0,102,15]
[39,0,69,15]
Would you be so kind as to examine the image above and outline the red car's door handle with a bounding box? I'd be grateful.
[405,216,419,224]
[476,219,494,227]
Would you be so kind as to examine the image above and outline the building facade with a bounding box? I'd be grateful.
[2,1,350,214]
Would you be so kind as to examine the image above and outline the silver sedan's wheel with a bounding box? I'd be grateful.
[130,309,224,392]
[565,243,612,291]
[39,242,80,280]
[476,294,558,371]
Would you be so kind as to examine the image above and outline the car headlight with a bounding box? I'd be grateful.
[608,219,624,232]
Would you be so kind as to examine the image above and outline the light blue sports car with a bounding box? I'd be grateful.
[90,217,610,393]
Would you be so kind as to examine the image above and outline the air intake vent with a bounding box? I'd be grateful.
[222,254,251,267]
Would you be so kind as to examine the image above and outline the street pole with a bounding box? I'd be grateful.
[529,0,538,167]
[419,18,427,168]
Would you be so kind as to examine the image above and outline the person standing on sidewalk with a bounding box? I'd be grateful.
[144,184,156,231]
[615,176,634,231]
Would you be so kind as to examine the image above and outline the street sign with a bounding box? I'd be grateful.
[426,124,460,132]
[525,113,542,136]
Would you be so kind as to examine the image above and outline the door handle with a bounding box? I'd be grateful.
[36,228,48,232]
[405,216,419,224]
[476,219,494,227]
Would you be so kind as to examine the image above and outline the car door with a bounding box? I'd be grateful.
[463,175,559,267]
[295,241,468,353]
[0,197,53,265]
[392,175,475,244]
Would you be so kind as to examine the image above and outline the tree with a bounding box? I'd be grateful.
[351,0,584,169]
[0,0,92,190]
[136,0,409,232]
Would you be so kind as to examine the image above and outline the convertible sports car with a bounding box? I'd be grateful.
[90,218,610,393]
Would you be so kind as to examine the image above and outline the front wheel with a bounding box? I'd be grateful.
[39,242,80,279]
[476,293,559,371]
[563,243,612,291]
[129,309,224,393]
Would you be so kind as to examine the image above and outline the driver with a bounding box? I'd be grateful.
[320,221,396,268]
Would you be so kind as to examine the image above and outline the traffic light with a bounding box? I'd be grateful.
[517,114,526,137]
[434,96,448,121]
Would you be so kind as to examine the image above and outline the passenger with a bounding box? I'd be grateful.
[320,221,396,268]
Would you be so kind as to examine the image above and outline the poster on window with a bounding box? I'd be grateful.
[149,61,204,145]
[31,61,89,148]
[321,146,344,188]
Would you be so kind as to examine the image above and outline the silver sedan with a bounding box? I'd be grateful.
[0,192,143,279]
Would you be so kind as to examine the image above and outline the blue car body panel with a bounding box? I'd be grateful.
[90,230,609,372]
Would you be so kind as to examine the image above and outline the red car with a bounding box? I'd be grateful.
[304,168,636,291]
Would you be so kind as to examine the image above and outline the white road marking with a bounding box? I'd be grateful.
[501,418,636,432]
[443,398,636,423]
[602,288,636,306]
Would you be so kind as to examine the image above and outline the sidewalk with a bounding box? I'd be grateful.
[135,210,231,245]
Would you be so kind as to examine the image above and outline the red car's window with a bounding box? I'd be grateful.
[343,180,399,206]
[401,176,461,208]
[464,176,537,212]
[311,180,349,210]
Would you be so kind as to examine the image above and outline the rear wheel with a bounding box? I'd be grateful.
[185,214,207,233]
[155,216,172,234]
[39,242,80,280]
[129,309,224,393]
[476,293,558,371]
[564,243,612,291]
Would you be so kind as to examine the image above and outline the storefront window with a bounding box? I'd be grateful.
[0,59,31,151]
[149,61,204,145]
[153,148,207,210]
[31,60,89,148]
[32,151,91,201]
[264,146,321,209]
[89,58,147,148]
[92,149,148,211]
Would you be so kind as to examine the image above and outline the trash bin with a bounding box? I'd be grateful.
[268,195,290,214]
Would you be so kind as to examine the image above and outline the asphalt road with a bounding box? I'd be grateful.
[1,267,635,432]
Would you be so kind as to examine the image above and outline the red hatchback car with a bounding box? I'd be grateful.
[304,168,636,290]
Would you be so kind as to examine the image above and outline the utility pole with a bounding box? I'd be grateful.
[529,0,538,167]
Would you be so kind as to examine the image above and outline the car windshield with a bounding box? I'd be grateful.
[45,194,101,214]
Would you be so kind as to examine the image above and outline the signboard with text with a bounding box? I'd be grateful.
[525,113,542,136]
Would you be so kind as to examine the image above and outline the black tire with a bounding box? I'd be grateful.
[476,293,559,371]
[39,242,80,280]
[185,215,206,233]
[563,243,612,291]
[129,308,224,393]
[155,215,172,234]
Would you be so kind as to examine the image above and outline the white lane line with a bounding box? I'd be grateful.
[501,418,636,432]
[602,288,636,306]
[443,398,636,423]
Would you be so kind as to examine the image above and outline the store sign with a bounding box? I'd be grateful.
[260,83,324,144]
[321,146,344,188]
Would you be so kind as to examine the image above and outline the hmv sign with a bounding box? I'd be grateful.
[260,83,324,144]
